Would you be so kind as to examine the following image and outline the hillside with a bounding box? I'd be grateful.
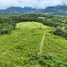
[0,22,67,67]
[43,5,67,15]
[0,5,67,15]
[0,7,36,14]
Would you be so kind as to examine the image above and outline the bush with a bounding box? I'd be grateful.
[0,61,15,67]
[53,27,67,39]
[16,57,30,65]
[0,23,16,34]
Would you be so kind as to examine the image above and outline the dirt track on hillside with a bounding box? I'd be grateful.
[40,31,45,53]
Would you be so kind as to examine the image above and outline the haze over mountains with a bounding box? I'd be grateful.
[0,5,67,15]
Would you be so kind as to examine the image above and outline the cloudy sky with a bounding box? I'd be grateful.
[0,0,67,9]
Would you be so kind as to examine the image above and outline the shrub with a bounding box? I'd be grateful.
[53,27,67,39]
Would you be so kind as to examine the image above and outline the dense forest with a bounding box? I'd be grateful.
[0,14,67,39]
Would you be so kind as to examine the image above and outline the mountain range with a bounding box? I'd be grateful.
[0,5,67,15]
[0,7,36,14]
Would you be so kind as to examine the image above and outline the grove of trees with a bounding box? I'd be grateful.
[0,13,67,39]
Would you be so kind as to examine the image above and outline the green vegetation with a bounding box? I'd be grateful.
[16,22,47,29]
[0,14,67,67]
[0,14,21,34]
[0,21,67,67]
[53,27,67,39]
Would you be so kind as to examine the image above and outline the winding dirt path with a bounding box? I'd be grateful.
[31,22,45,53]
[40,31,45,53]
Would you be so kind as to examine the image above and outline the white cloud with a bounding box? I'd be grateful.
[0,0,66,9]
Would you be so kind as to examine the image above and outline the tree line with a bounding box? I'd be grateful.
[0,14,21,34]
[0,13,67,39]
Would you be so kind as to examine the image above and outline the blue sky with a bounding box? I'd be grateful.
[0,0,67,9]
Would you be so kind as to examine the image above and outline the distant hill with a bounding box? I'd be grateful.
[0,5,67,15]
[42,5,67,15]
[0,7,37,14]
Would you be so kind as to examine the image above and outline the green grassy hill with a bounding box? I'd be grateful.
[0,22,67,67]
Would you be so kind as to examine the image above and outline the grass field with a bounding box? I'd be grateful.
[16,22,48,29]
[0,22,67,67]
